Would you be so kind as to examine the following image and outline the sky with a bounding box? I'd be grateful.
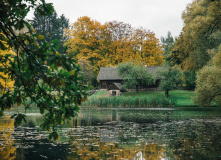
[27,0,193,39]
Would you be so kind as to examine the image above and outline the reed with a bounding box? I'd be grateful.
[82,94,177,107]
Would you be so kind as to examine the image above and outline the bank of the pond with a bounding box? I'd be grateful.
[82,90,196,107]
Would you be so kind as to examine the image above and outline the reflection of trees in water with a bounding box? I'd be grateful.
[0,117,16,160]
[167,119,221,159]
[1,109,220,159]
[67,134,165,160]
[66,121,166,160]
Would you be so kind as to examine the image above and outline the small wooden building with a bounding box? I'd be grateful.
[97,67,123,90]
[97,66,169,90]
[108,83,123,96]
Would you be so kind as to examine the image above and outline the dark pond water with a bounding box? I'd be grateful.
[0,107,221,160]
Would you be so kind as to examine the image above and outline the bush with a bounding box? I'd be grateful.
[120,86,127,92]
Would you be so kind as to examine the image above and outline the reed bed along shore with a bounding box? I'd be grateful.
[82,90,196,107]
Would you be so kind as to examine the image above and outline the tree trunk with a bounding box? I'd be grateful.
[136,85,138,93]
[165,89,169,97]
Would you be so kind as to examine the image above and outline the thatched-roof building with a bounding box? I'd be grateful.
[97,66,169,90]
[97,67,122,89]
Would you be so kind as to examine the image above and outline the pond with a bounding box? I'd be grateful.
[0,107,221,160]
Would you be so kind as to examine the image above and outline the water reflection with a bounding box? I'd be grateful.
[0,107,220,159]
[0,117,16,160]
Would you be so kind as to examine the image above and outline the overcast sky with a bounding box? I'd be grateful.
[27,0,193,39]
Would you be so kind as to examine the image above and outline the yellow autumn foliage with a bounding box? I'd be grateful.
[65,16,164,73]
[0,39,15,94]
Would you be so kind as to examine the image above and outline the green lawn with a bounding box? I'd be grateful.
[88,91,108,99]
[87,90,195,107]
[123,90,195,106]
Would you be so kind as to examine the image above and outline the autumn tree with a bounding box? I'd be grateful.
[118,62,154,93]
[64,16,103,71]
[65,17,165,73]
[194,45,221,106]
[131,28,165,66]
[104,21,134,64]
[0,0,87,140]
[0,43,15,94]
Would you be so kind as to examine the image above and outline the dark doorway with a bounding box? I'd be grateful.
[112,91,116,96]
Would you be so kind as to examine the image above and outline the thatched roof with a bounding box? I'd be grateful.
[108,83,122,90]
[97,67,122,80]
[97,66,169,80]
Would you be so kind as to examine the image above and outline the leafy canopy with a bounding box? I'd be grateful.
[0,41,15,94]
[118,62,154,93]
[194,45,221,106]
[0,0,87,140]
[65,16,164,73]
[169,0,221,71]
[158,69,182,97]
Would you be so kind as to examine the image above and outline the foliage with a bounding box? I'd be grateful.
[78,58,96,86]
[31,9,69,54]
[161,31,175,66]
[0,0,87,140]
[183,70,196,90]
[118,62,154,93]
[0,117,16,160]
[119,86,127,92]
[0,44,15,94]
[65,17,164,73]
[158,69,182,97]
[194,45,221,106]
[169,0,221,71]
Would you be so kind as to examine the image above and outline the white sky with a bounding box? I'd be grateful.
[27,0,193,39]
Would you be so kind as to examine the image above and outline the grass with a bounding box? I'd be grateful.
[87,91,108,100]
[83,90,196,107]
[123,90,195,106]
[169,90,195,106]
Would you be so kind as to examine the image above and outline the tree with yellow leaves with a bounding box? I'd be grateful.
[65,17,165,73]
[0,42,15,94]
[65,16,103,71]
[132,28,164,66]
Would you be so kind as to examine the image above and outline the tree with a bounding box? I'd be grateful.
[0,42,15,94]
[118,62,153,93]
[161,31,175,66]
[194,45,221,106]
[0,0,87,140]
[64,16,103,72]
[65,17,165,73]
[31,10,69,53]
[132,28,165,66]
[169,0,221,71]
[183,70,196,90]
[158,69,182,97]
[78,58,96,86]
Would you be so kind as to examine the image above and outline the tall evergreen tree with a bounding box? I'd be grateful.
[161,31,174,66]
[31,10,69,53]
